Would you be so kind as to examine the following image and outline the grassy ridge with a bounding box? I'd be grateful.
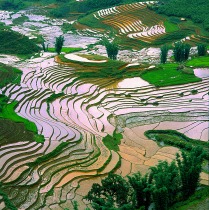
[0,95,44,143]
[144,130,209,160]
[0,29,40,56]
[140,63,201,87]
[0,63,22,88]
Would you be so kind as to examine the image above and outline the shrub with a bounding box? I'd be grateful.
[102,38,119,60]
[55,36,64,55]
[173,42,191,62]
[197,44,207,56]
[160,45,169,64]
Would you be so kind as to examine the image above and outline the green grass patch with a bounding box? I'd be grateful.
[186,56,209,67]
[169,186,209,210]
[164,20,179,33]
[0,99,37,133]
[140,63,201,87]
[48,47,83,53]
[144,130,209,160]
[102,130,123,152]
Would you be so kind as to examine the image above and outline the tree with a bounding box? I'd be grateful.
[160,45,169,64]
[55,35,64,55]
[173,42,191,62]
[176,146,204,199]
[85,173,136,209]
[184,44,191,60]
[128,173,152,210]
[150,161,180,210]
[197,44,207,56]
[102,37,119,60]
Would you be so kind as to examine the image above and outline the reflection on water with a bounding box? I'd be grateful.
[194,68,209,78]
[106,77,150,89]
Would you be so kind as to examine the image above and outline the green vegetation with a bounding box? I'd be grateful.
[85,173,135,210]
[186,56,209,67]
[140,63,201,87]
[0,63,22,88]
[160,45,169,64]
[103,38,119,60]
[164,20,179,33]
[46,92,65,103]
[102,130,123,152]
[173,42,191,62]
[86,146,205,210]
[0,97,37,133]
[144,130,209,160]
[55,35,64,55]
[48,47,83,53]
[0,188,17,210]
[176,146,205,199]
[0,29,40,56]
[197,44,207,56]
[27,141,69,168]
[155,0,209,31]
[169,186,209,210]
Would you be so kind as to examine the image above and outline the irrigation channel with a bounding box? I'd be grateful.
[0,53,208,209]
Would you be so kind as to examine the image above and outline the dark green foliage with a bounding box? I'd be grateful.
[55,36,64,55]
[50,5,71,18]
[0,30,40,55]
[0,0,24,10]
[197,44,207,56]
[144,130,209,160]
[191,89,198,94]
[128,173,151,209]
[0,190,17,210]
[184,44,191,61]
[46,92,65,103]
[41,42,49,52]
[150,161,181,208]
[169,186,209,210]
[73,201,79,210]
[176,146,205,199]
[152,187,169,210]
[160,45,169,64]
[173,42,191,62]
[85,173,136,209]
[0,63,22,88]
[103,38,119,60]
[155,0,209,31]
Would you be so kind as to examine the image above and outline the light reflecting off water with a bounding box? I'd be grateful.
[117,77,150,88]
[194,68,209,78]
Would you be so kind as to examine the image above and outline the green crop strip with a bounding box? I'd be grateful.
[144,130,209,160]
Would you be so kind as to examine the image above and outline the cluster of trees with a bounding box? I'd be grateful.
[50,0,142,18]
[160,42,207,64]
[102,38,119,60]
[85,146,205,210]
[155,0,209,31]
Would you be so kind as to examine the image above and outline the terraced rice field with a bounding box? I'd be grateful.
[77,1,209,48]
[0,53,208,209]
